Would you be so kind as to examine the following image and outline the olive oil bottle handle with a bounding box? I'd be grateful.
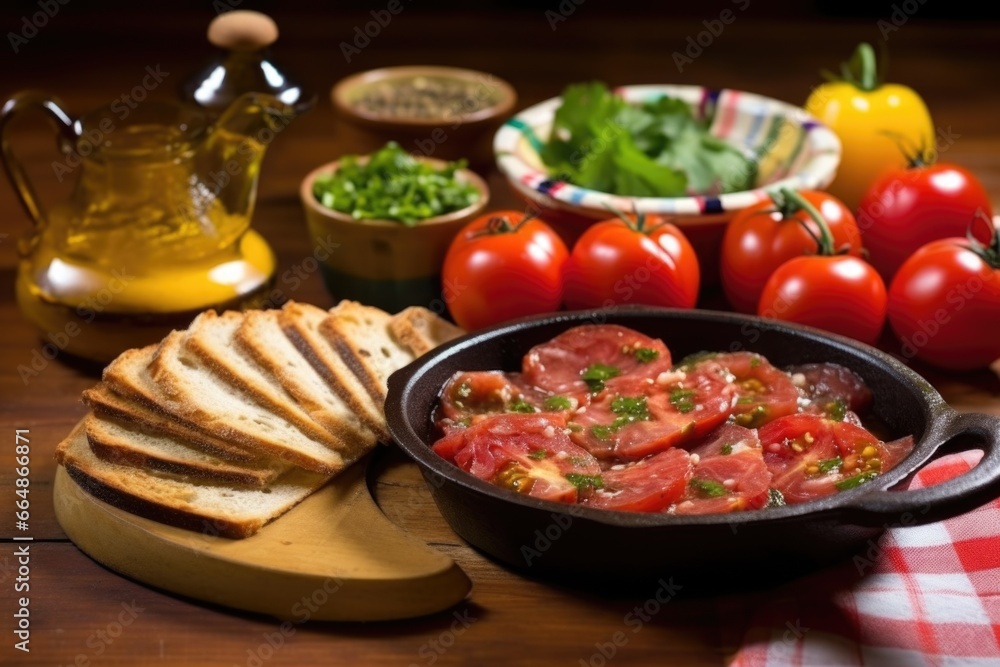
[0,91,79,228]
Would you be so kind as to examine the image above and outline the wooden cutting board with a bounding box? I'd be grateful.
[53,423,471,622]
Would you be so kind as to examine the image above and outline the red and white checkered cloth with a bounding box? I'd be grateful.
[730,449,1000,667]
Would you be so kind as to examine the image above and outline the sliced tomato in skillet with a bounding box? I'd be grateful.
[788,362,873,419]
[708,352,799,428]
[522,324,672,399]
[438,370,553,422]
[566,365,735,460]
[759,414,895,504]
[442,413,601,503]
[586,447,693,512]
[674,424,772,514]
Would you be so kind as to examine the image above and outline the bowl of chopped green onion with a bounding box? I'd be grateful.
[494,82,841,281]
[301,141,489,312]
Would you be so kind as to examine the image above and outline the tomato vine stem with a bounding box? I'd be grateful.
[772,188,837,256]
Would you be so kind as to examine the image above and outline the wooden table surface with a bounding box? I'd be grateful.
[1,8,998,666]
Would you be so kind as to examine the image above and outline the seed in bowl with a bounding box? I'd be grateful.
[350,76,501,120]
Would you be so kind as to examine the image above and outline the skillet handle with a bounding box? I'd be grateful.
[839,412,1000,527]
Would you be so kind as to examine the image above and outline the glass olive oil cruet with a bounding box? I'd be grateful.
[0,12,304,363]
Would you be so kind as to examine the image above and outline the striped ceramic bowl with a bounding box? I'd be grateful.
[494,85,841,277]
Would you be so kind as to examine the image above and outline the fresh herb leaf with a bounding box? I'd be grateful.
[721,443,733,455]
[312,141,480,226]
[825,398,848,422]
[749,355,762,368]
[538,82,756,197]
[567,423,583,433]
[527,450,548,460]
[836,471,878,491]
[689,478,727,498]
[816,457,843,474]
[582,363,620,393]
[635,347,660,363]
[670,388,697,414]
[544,395,573,411]
[765,488,786,508]
[508,399,536,414]
[565,473,604,491]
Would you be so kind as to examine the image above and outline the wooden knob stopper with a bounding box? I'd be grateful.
[208,10,279,51]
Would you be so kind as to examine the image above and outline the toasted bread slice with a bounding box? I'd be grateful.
[279,302,389,442]
[83,383,266,465]
[236,310,378,458]
[321,301,415,406]
[104,337,345,474]
[185,310,345,452]
[84,413,285,487]
[57,422,328,539]
[389,306,465,357]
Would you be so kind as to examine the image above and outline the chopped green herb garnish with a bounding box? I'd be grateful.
[457,417,472,427]
[565,473,604,491]
[610,395,651,430]
[567,423,583,433]
[312,142,480,226]
[527,449,548,460]
[590,425,613,441]
[689,478,727,498]
[749,355,762,368]
[582,363,620,393]
[825,398,848,422]
[508,398,536,414]
[765,488,786,508]
[670,388,697,414]
[720,443,733,455]
[635,347,660,363]
[836,471,878,491]
[544,395,573,411]
[816,457,843,474]
[736,396,755,405]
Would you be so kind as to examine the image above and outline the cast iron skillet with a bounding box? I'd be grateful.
[385,308,1000,584]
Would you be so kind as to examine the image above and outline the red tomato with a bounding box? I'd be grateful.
[710,352,799,428]
[759,414,911,504]
[675,424,772,514]
[887,225,1000,370]
[788,363,873,417]
[443,413,600,503]
[564,213,700,310]
[442,210,569,330]
[721,191,862,313]
[758,255,888,346]
[521,324,672,401]
[567,365,735,460]
[586,448,692,513]
[858,162,994,282]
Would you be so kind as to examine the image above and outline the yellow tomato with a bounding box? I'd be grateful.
[805,43,933,211]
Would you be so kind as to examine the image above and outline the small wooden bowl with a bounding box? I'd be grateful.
[300,155,489,313]
[331,66,516,165]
